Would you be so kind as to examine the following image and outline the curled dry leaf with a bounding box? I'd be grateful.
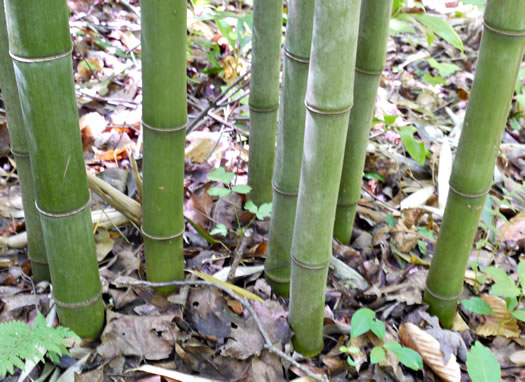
[476,294,519,338]
[509,350,525,366]
[399,322,460,382]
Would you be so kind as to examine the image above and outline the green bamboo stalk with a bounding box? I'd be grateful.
[264,0,314,297]
[424,0,525,328]
[5,0,104,337]
[289,0,361,357]
[334,0,392,244]
[0,0,49,282]
[247,0,283,205]
[141,0,187,295]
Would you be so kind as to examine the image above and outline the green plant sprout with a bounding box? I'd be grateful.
[0,311,80,378]
[339,308,423,371]
[461,261,525,331]
[466,341,500,382]
[207,166,271,237]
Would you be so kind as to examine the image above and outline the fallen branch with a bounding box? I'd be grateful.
[125,278,329,382]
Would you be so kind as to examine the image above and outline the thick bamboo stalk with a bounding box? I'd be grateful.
[334,0,392,244]
[141,0,187,295]
[265,0,314,297]
[289,0,361,357]
[5,0,104,337]
[424,0,525,328]
[0,0,48,282]
[247,0,283,205]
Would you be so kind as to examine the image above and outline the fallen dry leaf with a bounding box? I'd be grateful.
[509,350,525,366]
[476,294,520,338]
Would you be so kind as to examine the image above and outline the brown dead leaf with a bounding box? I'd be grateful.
[476,294,520,338]
[77,57,103,80]
[501,211,525,242]
[184,190,213,228]
[79,112,108,138]
[97,311,177,360]
[248,350,286,382]
[400,322,461,382]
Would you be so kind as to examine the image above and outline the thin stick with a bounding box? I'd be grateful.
[125,278,329,382]
[226,228,253,283]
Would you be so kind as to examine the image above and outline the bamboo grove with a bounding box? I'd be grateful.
[0,0,522,359]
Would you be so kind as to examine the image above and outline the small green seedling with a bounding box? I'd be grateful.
[207,167,271,237]
[340,308,423,371]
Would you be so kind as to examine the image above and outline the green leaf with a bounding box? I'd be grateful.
[398,126,430,165]
[348,346,360,354]
[517,261,525,289]
[207,167,235,185]
[484,266,521,298]
[244,200,258,215]
[390,19,416,35]
[461,0,485,7]
[384,342,423,371]
[232,185,252,194]
[370,320,386,340]
[370,346,386,364]
[466,341,501,382]
[346,356,357,367]
[364,172,385,182]
[351,308,375,338]
[383,114,399,126]
[385,214,397,227]
[461,297,495,316]
[185,215,219,244]
[210,223,228,237]
[507,297,518,312]
[412,14,464,51]
[422,73,447,86]
[417,240,427,255]
[427,58,461,78]
[256,202,272,220]
[339,345,348,353]
[207,186,232,198]
[512,308,525,322]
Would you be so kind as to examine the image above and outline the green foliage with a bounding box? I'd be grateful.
[207,167,271,237]
[461,297,495,316]
[340,308,423,371]
[398,126,430,165]
[0,312,79,378]
[427,58,461,78]
[466,342,500,382]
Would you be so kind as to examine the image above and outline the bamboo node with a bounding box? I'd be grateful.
[10,148,30,158]
[141,225,184,241]
[304,100,352,116]
[28,257,48,265]
[355,66,383,76]
[448,184,489,199]
[53,287,102,309]
[424,285,462,301]
[291,255,330,271]
[264,270,290,284]
[142,120,187,133]
[283,48,310,64]
[35,198,91,218]
[272,182,298,197]
[9,46,73,63]
[483,20,525,38]
[337,200,358,208]
[249,104,279,113]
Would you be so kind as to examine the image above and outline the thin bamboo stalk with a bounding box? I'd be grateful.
[424,0,525,328]
[265,0,314,297]
[0,0,48,282]
[334,0,392,244]
[289,0,361,357]
[140,0,187,295]
[5,0,104,337]
[247,0,283,205]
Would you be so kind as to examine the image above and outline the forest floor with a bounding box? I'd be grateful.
[1,0,525,381]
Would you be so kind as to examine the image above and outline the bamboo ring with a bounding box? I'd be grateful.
[272,182,298,197]
[28,257,48,265]
[264,271,290,284]
[424,285,463,302]
[448,184,489,199]
[249,104,279,113]
[283,48,310,64]
[304,100,353,116]
[9,46,74,63]
[142,120,187,133]
[141,225,185,241]
[53,287,102,309]
[35,198,91,218]
[337,200,358,208]
[483,20,525,38]
[291,255,330,271]
[355,66,383,76]
[10,148,30,158]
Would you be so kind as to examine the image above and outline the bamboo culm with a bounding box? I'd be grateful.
[0,0,49,282]
[424,0,525,328]
[141,0,187,295]
[265,0,315,297]
[247,0,283,205]
[334,0,393,244]
[5,0,104,337]
[289,0,361,357]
